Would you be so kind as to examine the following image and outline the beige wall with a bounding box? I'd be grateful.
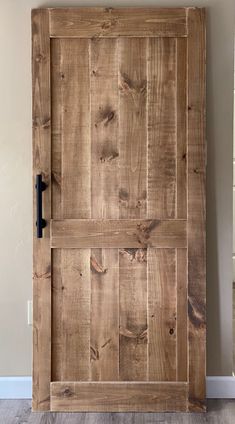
[0,0,234,376]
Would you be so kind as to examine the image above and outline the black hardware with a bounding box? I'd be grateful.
[35,174,47,238]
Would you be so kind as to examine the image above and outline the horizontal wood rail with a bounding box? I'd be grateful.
[50,382,188,412]
[50,219,187,249]
[48,7,187,38]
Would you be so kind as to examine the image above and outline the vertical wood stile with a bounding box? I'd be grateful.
[54,39,91,380]
[51,39,63,381]
[175,37,188,382]
[32,9,51,411]
[90,39,119,380]
[187,8,206,412]
[119,38,148,381]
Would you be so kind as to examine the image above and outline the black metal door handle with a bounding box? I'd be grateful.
[35,174,47,238]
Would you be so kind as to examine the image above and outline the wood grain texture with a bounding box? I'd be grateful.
[50,39,91,382]
[60,37,91,380]
[51,39,63,382]
[176,248,188,381]
[119,248,147,381]
[50,382,188,412]
[32,8,51,411]
[119,38,147,219]
[49,7,187,38]
[33,6,206,413]
[90,250,119,380]
[51,249,62,381]
[187,7,206,412]
[90,38,119,380]
[59,39,90,220]
[176,38,187,219]
[148,38,177,219]
[148,249,177,381]
[91,38,119,219]
[51,219,187,249]
[51,39,62,220]
[59,249,90,380]
[118,37,148,382]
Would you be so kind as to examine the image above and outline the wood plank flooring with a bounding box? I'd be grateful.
[0,399,235,423]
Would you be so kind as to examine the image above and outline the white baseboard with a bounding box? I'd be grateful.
[206,376,235,398]
[0,376,234,399]
[0,377,32,399]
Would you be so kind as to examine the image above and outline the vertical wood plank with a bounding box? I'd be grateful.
[32,9,51,411]
[60,249,90,380]
[148,249,177,381]
[175,38,187,382]
[119,249,147,381]
[118,38,148,380]
[90,249,119,380]
[60,39,91,220]
[52,39,91,381]
[51,39,63,382]
[51,249,62,381]
[176,248,188,381]
[176,38,187,219]
[119,38,147,219]
[147,37,178,383]
[187,7,206,412]
[91,38,119,219]
[61,38,91,380]
[148,38,177,219]
[51,39,62,220]
[90,39,119,380]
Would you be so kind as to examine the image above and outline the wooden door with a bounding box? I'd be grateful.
[32,7,206,412]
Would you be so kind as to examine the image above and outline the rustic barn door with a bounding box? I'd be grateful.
[32,7,206,412]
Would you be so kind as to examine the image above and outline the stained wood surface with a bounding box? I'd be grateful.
[51,38,62,383]
[51,219,187,248]
[90,38,119,219]
[58,39,91,219]
[147,38,176,219]
[176,248,188,381]
[187,8,206,412]
[90,249,119,380]
[50,382,188,412]
[32,8,51,411]
[119,248,147,381]
[90,38,119,381]
[176,38,187,219]
[148,249,176,381]
[50,39,91,382]
[118,37,148,382]
[33,6,206,413]
[119,38,147,219]
[49,8,187,38]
